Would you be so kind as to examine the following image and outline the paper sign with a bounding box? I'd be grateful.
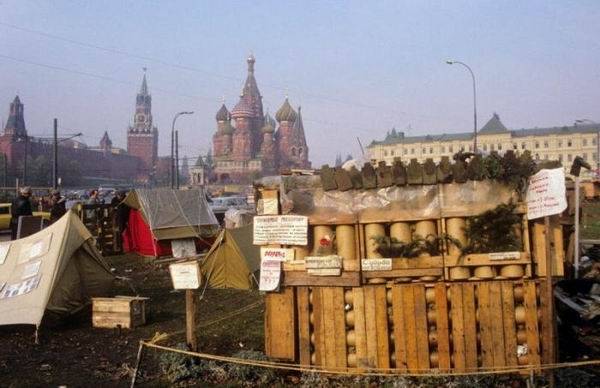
[21,260,41,279]
[0,243,10,265]
[253,215,308,245]
[0,274,42,299]
[488,252,521,261]
[260,247,294,262]
[526,168,567,220]
[257,198,278,215]
[259,259,281,291]
[305,255,342,269]
[307,268,341,276]
[171,239,197,259]
[361,258,393,271]
[18,234,52,264]
[169,261,201,289]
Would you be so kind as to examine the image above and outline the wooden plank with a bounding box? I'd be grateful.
[434,283,451,371]
[501,282,518,366]
[363,286,379,369]
[332,288,348,368]
[402,285,419,371]
[311,287,325,365]
[283,271,361,287]
[264,288,296,360]
[374,286,390,369]
[449,284,466,371]
[362,268,442,279]
[391,285,407,371]
[477,282,494,367]
[390,256,443,269]
[296,287,311,366]
[489,282,507,367]
[321,288,337,368]
[523,281,541,366]
[462,283,478,369]
[532,222,547,276]
[538,279,553,365]
[413,284,430,371]
[352,287,369,369]
[444,252,530,267]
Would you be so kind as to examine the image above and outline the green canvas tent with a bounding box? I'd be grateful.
[200,224,260,290]
[0,211,115,327]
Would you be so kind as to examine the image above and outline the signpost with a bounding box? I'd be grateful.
[169,261,201,351]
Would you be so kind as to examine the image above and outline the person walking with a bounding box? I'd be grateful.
[11,186,33,240]
[49,189,67,224]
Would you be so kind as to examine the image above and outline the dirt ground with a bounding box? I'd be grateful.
[0,253,264,387]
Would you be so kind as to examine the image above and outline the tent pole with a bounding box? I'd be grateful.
[34,324,39,345]
[130,341,145,387]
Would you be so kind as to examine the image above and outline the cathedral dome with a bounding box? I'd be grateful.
[261,121,274,134]
[215,104,230,121]
[222,121,234,135]
[275,98,297,122]
[231,97,254,118]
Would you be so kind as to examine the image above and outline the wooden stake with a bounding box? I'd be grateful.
[543,216,556,387]
[186,289,198,352]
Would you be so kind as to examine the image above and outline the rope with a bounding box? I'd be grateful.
[139,341,600,377]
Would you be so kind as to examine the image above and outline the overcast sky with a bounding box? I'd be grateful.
[0,1,599,165]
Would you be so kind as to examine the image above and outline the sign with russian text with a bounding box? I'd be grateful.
[169,261,201,289]
[260,247,294,262]
[526,168,567,220]
[253,215,308,245]
[259,259,281,291]
[361,258,393,271]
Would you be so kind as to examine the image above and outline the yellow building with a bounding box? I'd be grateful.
[368,113,599,176]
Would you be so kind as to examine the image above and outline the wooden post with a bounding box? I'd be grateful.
[186,289,198,352]
[543,216,556,386]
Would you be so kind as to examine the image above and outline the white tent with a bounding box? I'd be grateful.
[0,211,114,327]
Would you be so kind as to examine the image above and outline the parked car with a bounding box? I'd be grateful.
[0,203,51,231]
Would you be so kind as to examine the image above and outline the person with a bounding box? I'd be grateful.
[86,189,100,220]
[49,189,67,223]
[11,186,33,240]
[112,191,130,252]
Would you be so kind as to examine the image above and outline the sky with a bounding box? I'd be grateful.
[0,0,599,166]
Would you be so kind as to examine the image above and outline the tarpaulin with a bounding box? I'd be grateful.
[123,209,171,257]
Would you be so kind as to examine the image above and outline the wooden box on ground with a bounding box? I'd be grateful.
[265,280,552,373]
[92,296,149,329]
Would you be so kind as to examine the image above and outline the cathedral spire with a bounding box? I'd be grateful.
[4,95,27,138]
[247,52,255,74]
[140,68,149,95]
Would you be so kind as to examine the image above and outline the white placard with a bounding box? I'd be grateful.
[305,255,342,269]
[0,243,10,265]
[488,251,521,261]
[171,239,197,259]
[259,259,281,291]
[21,260,41,279]
[526,168,567,220]
[257,198,279,215]
[169,261,201,289]
[260,247,294,262]
[18,233,52,264]
[253,215,308,245]
[361,258,393,271]
[0,274,42,299]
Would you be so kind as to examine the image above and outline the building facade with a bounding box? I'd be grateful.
[0,75,160,186]
[211,55,310,183]
[368,113,599,175]
[127,72,159,181]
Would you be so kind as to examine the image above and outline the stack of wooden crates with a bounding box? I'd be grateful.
[259,178,563,373]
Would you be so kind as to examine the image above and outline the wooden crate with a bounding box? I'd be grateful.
[267,280,551,372]
[92,296,149,329]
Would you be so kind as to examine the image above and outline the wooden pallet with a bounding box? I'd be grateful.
[267,280,551,372]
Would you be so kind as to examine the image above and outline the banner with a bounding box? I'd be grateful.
[253,215,308,245]
[526,168,567,220]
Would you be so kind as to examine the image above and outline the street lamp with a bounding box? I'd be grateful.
[171,111,194,189]
[575,119,599,174]
[446,60,478,153]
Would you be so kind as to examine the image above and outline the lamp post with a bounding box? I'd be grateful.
[50,120,82,189]
[171,111,194,189]
[575,119,599,175]
[446,60,478,153]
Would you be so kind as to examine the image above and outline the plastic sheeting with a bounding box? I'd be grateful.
[262,176,520,224]
[123,188,219,240]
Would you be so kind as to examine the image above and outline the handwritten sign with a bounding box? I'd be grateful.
[361,258,393,271]
[260,247,294,262]
[0,274,41,299]
[257,198,278,215]
[171,239,197,259]
[169,261,201,289]
[259,259,281,291]
[305,255,342,276]
[253,215,308,245]
[526,168,567,220]
[488,251,521,261]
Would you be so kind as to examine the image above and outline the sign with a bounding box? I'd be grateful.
[257,198,278,215]
[253,215,308,245]
[488,251,521,261]
[171,239,197,259]
[260,247,294,262]
[259,259,281,291]
[169,261,201,289]
[0,274,42,299]
[526,168,567,220]
[361,258,393,271]
[21,260,41,279]
[305,255,342,276]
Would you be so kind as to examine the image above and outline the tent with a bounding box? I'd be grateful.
[0,211,114,327]
[122,188,219,257]
[200,224,260,290]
